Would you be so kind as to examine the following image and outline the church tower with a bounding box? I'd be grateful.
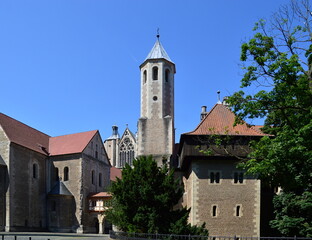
[137,35,176,165]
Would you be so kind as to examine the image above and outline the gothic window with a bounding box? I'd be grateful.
[64,167,69,181]
[119,137,135,167]
[33,163,38,179]
[143,70,147,84]
[152,67,158,80]
[165,69,170,82]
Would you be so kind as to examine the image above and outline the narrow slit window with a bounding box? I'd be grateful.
[165,69,170,82]
[33,164,38,179]
[92,170,95,185]
[64,167,69,181]
[99,173,102,187]
[236,205,241,216]
[210,172,215,183]
[212,205,217,217]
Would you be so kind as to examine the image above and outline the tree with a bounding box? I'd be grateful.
[227,0,312,236]
[106,155,208,235]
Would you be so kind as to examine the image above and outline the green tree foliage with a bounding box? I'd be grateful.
[227,0,312,236]
[106,155,208,235]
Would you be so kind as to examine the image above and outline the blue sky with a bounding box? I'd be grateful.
[0,0,290,141]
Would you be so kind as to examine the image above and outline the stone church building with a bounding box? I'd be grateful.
[0,36,273,236]
[0,113,111,233]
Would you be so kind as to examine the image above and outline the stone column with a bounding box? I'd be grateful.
[98,214,105,234]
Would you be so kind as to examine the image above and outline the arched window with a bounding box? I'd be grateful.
[165,69,170,82]
[143,70,147,84]
[92,170,95,185]
[152,67,158,80]
[33,163,38,179]
[64,167,69,181]
[99,173,102,187]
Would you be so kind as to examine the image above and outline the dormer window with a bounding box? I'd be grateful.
[152,67,158,80]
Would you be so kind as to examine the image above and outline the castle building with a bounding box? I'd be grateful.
[177,103,271,237]
[0,113,111,233]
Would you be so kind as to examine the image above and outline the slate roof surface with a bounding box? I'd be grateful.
[185,104,267,136]
[49,130,97,156]
[0,113,50,155]
[145,39,173,63]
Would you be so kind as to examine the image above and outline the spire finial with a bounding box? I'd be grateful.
[156,28,160,40]
[217,90,221,104]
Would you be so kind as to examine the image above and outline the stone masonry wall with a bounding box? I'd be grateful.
[184,159,260,237]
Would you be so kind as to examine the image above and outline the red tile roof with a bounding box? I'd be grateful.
[185,104,267,136]
[88,192,112,198]
[49,130,98,156]
[110,166,122,181]
[0,113,50,155]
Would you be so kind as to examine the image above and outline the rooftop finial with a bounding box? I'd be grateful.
[217,90,221,104]
[156,28,160,40]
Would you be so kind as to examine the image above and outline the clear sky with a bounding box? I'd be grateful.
[0,0,290,141]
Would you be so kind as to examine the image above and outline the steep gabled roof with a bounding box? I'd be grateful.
[185,104,267,136]
[49,130,98,156]
[0,113,50,155]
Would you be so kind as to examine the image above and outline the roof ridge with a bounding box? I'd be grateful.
[51,129,98,139]
[0,112,51,138]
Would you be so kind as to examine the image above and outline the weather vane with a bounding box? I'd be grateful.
[157,28,160,39]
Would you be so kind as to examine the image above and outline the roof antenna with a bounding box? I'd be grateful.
[156,28,160,40]
[217,90,221,104]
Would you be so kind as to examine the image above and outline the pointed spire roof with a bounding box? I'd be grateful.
[145,38,173,63]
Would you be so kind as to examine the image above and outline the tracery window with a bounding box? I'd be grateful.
[119,137,135,168]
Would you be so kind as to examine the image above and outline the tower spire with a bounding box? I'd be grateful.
[156,28,160,40]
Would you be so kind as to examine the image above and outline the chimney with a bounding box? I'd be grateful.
[200,106,208,121]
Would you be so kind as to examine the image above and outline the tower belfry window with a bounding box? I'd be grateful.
[152,67,158,80]
[165,69,170,82]
[143,70,147,84]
